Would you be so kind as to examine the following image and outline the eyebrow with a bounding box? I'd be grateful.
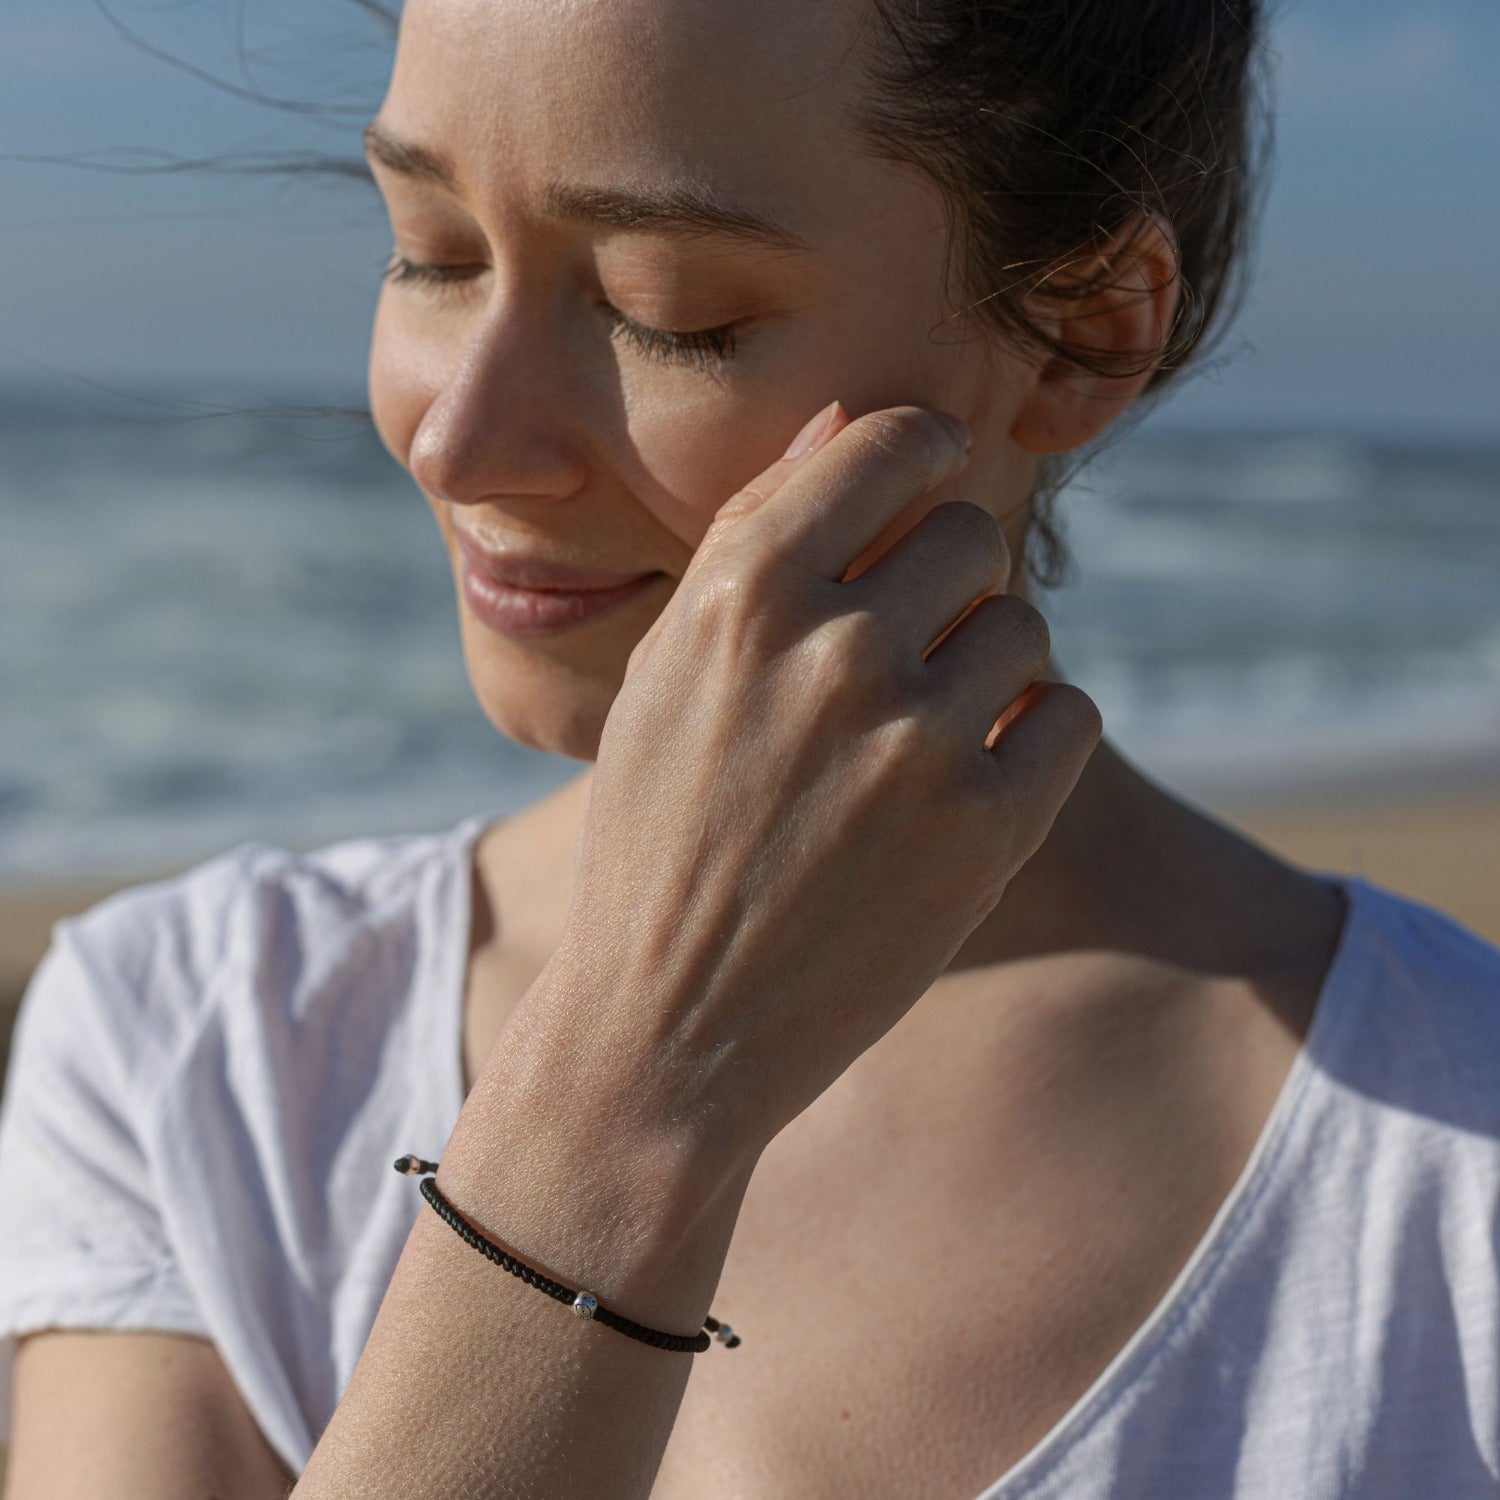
[362,121,815,257]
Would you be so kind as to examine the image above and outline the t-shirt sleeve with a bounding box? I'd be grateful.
[0,913,212,1443]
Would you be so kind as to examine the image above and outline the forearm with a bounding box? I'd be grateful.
[293,978,756,1500]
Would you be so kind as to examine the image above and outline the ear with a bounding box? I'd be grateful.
[1008,214,1182,456]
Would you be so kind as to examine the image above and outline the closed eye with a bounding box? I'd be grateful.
[382,253,743,370]
[599,306,740,369]
[383,254,484,290]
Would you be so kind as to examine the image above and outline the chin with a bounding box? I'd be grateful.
[458,616,623,763]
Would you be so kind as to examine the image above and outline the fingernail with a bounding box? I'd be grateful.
[783,400,840,460]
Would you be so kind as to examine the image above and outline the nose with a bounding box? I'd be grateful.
[407,300,591,509]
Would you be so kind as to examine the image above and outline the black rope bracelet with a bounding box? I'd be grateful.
[394,1154,741,1354]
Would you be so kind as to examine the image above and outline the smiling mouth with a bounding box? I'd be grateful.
[458,556,665,638]
[450,523,660,594]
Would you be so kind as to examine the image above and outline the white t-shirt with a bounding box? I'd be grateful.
[1,812,1498,1496]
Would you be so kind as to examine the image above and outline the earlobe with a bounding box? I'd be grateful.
[1008,214,1182,457]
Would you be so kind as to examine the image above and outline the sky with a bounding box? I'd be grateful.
[2,0,1497,439]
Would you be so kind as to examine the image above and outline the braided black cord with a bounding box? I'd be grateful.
[393,1154,741,1354]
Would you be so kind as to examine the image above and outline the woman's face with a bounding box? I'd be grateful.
[368,0,1042,760]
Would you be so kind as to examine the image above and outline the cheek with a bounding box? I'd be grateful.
[620,373,864,556]
[617,385,784,550]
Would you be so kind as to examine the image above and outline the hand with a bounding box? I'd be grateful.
[542,402,1102,1174]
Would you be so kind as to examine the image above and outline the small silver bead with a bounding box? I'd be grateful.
[572,1293,598,1319]
[713,1323,735,1344]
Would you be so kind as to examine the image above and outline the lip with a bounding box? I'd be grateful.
[453,533,664,639]
[452,527,655,592]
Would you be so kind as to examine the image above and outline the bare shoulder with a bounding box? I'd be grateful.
[652,926,1344,1500]
[7,1329,293,1499]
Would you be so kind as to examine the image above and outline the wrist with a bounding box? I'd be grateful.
[495,940,765,1180]
[443,977,757,1337]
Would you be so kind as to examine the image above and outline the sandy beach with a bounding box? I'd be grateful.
[3,785,1498,1083]
[1221,786,1500,944]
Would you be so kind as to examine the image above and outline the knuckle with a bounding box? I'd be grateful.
[681,566,753,625]
[968,593,1049,672]
[1053,682,1105,744]
[673,564,767,652]
[713,477,774,526]
[798,609,911,715]
[676,545,828,661]
[983,516,1013,582]
[793,630,853,708]
[933,501,1008,573]
[851,406,951,481]
[870,709,936,775]
[820,611,891,692]
[995,594,1051,668]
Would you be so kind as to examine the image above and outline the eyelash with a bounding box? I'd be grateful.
[382,253,741,370]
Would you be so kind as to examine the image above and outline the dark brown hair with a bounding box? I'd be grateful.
[853,0,1272,587]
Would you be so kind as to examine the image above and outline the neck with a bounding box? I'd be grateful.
[501,662,1339,1009]
[947,669,1341,1001]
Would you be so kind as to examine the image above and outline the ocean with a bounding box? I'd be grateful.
[3,393,1499,883]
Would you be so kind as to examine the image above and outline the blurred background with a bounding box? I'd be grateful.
[2,0,1498,1047]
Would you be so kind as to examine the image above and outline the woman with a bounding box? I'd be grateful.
[3,0,1498,1495]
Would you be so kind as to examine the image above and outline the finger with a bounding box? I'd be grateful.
[623,404,851,678]
[843,500,1012,654]
[983,681,1104,860]
[736,406,972,583]
[924,592,1051,743]
[677,402,854,593]
[705,400,854,529]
